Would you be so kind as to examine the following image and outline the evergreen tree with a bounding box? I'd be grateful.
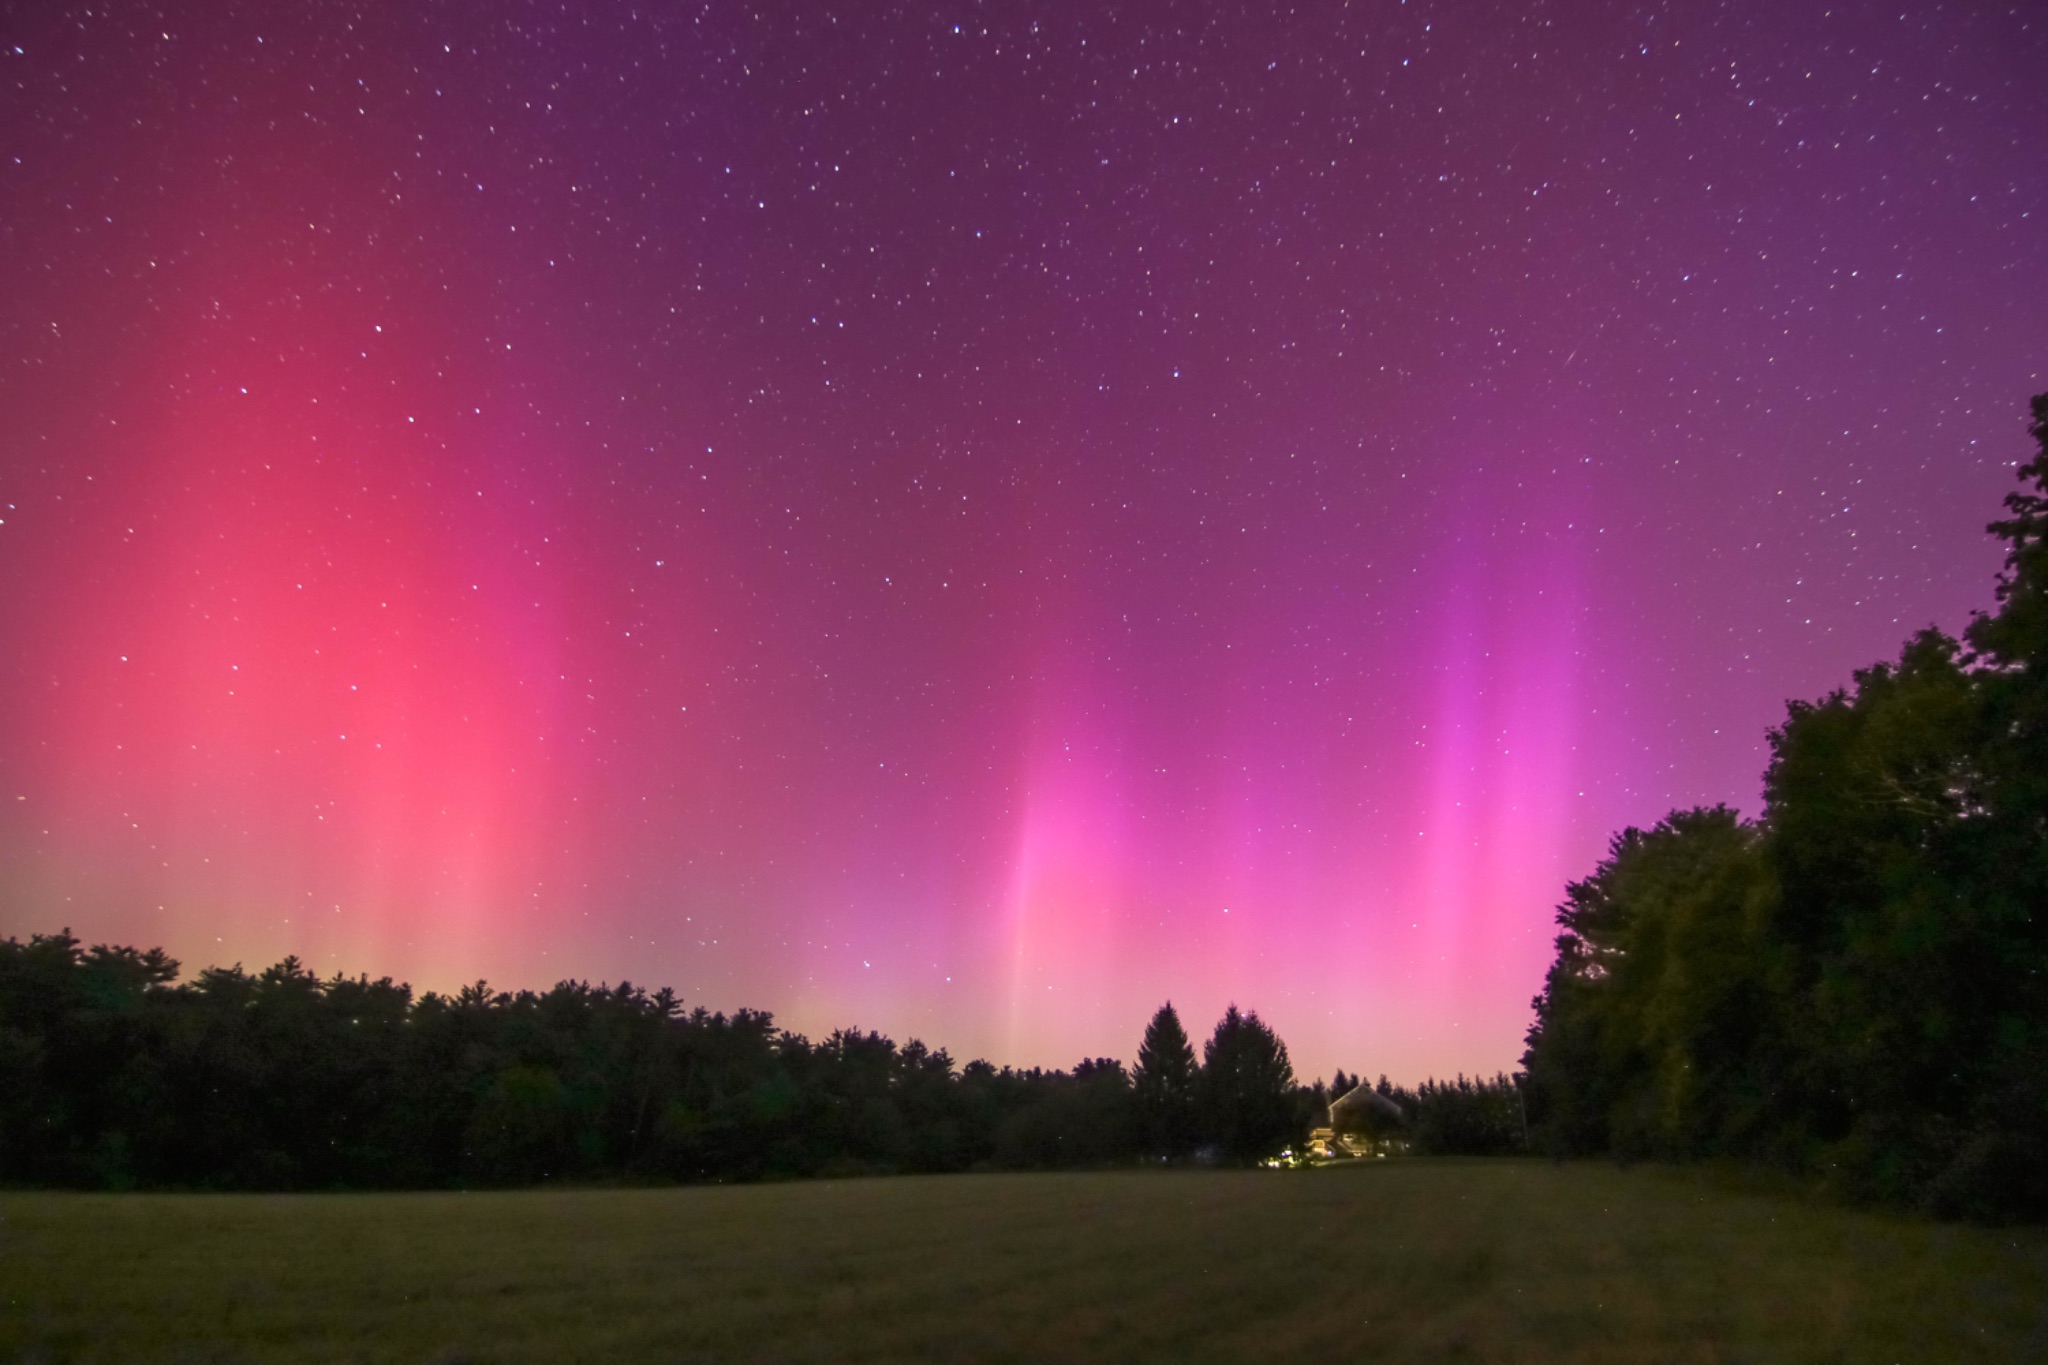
[1407,1074,1528,1156]
[1198,1005,1297,1163]
[1131,1002,1199,1159]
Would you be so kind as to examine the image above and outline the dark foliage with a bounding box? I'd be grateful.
[1523,395,2048,1222]
[1399,1075,1528,1157]
[1199,1004,1298,1163]
[1132,1001,1199,1158]
[0,947,1385,1185]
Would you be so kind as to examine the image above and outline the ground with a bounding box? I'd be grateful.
[2,1160,2043,1362]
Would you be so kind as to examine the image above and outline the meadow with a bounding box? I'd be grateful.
[2,1160,2043,1362]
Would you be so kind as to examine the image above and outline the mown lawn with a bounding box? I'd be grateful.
[2,1159,2043,1362]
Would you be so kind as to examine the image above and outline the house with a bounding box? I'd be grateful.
[1307,1082,1407,1159]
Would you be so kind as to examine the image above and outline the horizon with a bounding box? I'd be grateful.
[2,1,2043,1085]
[16,926,1485,1090]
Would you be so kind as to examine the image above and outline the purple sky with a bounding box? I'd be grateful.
[2,0,2043,1082]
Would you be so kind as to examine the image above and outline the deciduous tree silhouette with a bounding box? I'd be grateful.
[1524,394,2048,1222]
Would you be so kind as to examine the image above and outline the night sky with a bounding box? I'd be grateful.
[3,1,2043,1083]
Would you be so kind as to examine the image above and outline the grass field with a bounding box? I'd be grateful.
[2,1160,2044,1362]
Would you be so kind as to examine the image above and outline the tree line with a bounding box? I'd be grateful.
[40,390,2030,1200]
[1523,394,2048,1223]
[0,937,1521,1189]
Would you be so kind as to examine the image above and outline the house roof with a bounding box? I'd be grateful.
[1329,1083,1405,1129]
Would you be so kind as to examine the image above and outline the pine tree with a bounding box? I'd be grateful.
[1199,1004,1297,1163]
[1131,1002,1199,1159]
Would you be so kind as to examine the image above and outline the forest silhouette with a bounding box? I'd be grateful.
[1522,394,2048,1222]
[0,938,1522,1188]
[3,395,2042,1221]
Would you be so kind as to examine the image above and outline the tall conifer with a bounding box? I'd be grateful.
[1199,1004,1297,1163]
[1132,1002,1199,1159]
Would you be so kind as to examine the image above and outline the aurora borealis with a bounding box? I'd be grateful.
[2,2,2043,1083]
